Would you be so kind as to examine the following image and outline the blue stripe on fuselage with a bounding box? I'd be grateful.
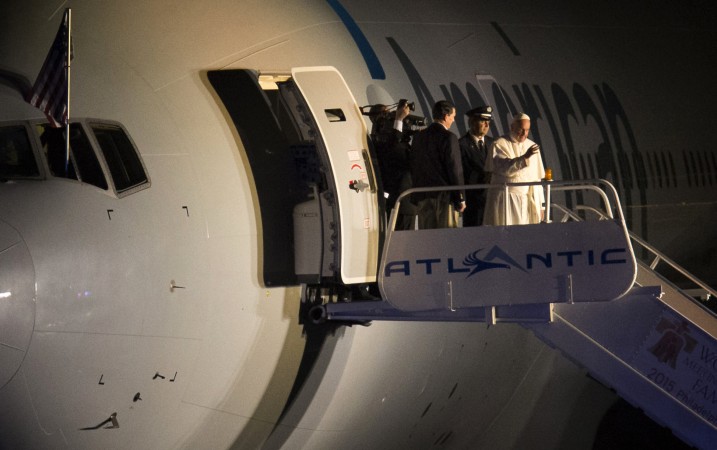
[326,0,385,80]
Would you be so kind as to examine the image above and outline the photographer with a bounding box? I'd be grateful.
[368,101,415,229]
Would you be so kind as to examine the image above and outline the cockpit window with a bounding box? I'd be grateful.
[36,123,108,190]
[90,123,148,193]
[0,125,39,179]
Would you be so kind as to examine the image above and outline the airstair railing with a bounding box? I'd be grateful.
[385,178,713,306]
[380,179,637,311]
[551,202,717,305]
[383,177,715,308]
[549,183,616,220]
[388,178,623,233]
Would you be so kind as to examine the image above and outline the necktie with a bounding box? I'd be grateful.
[478,139,485,154]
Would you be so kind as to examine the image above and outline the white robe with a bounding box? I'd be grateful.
[483,135,545,225]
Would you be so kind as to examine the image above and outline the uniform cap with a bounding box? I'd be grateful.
[466,105,493,121]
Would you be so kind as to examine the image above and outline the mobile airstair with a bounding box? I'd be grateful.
[316,179,717,450]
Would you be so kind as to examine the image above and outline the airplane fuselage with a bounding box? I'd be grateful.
[1,1,714,449]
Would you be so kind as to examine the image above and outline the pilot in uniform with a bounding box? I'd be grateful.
[459,105,494,226]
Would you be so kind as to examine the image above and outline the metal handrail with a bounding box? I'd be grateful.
[551,184,615,219]
[378,179,642,312]
[551,204,717,301]
[383,180,630,295]
[384,179,715,312]
[573,205,611,221]
[389,178,624,231]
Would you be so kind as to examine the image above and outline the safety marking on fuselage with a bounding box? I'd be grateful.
[80,412,119,430]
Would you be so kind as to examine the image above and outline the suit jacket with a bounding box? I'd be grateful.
[409,122,465,206]
[372,125,409,208]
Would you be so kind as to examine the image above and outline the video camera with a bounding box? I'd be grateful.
[360,99,427,141]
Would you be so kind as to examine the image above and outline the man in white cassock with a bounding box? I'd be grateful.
[483,113,545,225]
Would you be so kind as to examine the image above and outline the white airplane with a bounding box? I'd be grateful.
[1,1,715,449]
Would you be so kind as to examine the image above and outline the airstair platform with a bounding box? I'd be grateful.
[317,179,717,449]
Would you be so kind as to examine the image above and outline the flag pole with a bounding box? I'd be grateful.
[64,8,72,175]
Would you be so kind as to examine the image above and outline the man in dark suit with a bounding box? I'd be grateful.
[409,100,465,229]
[459,105,494,226]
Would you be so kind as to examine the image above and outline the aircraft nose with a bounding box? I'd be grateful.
[0,219,36,390]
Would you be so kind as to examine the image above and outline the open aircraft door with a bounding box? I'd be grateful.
[290,67,380,284]
[208,66,378,286]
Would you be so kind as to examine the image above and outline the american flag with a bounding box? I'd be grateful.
[26,9,72,128]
